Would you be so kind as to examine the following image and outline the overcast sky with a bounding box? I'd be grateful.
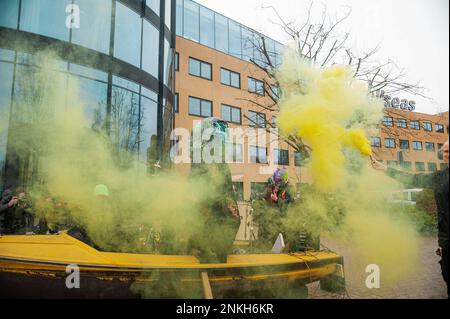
[195,0,449,115]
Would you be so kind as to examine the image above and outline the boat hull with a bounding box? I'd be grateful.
[0,233,343,298]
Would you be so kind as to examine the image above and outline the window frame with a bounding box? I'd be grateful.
[188,96,213,118]
[220,67,241,89]
[412,141,423,151]
[422,122,432,132]
[273,149,290,166]
[396,118,407,128]
[410,120,420,130]
[425,142,435,152]
[248,110,266,128]
[247,77,265,96]
[383,116,393,127]
[249,145,268,164]
[188,57,212,80]
[371,137,381,147]
[384,138,396,149]
[221,104,242,125]
[435,123,444,133]
[399,139,410,150]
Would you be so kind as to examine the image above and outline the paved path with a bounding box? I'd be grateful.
[307,236,447,299]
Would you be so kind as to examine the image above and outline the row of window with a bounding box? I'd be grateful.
[0,0,173,85]
[371,137,444,155]
[183,96,273,128]
[383,116,446,133]
[382,160,446,172]
[176,0,284,65]
[183,56,274,96]
[189,143,299,166]
[0,53,159,189]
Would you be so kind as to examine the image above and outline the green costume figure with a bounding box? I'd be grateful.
[188,118,240,263]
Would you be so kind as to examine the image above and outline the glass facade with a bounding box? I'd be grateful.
[114,2,142,67]
[0,0,20,28]
[0,0,175,189]
[72,0,112,54]
[176,0,284,66]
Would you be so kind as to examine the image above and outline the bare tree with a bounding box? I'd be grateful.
[242,1,429,157]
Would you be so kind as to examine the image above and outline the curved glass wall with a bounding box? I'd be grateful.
[176,0,285,67]
[0,0,175,189]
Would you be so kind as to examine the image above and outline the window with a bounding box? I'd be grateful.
[142,20,160,77]
[249,146,267,164]
[188,96,212,117]
[176,0,183,35]
[110,84,141,156]
[215,13,229,53]
[396,118,407,128]
[220,68,240,88]
[401,161,412,171]
[440,163,448,170]
[272,116,277,127]
[415,162,425,172]
[71,0,112,54]
[387,160,398,168]
[0,0,19,28]
[371,137,381,147]
[412,141,423,151]
[148,0,160,16]
[385,138,396,148]
[226,143,243,163]
[229,20,242,59]
[383,116,393,127]
[271,85,281,100]
[232,182,244,201]
[199,6,214,47]
[114,2,142,67]
[422,122,432,132]
[175,52,179,71]
[221,104,241,124]
[274,149,289,165]
[248,111,266,128]
[139,95,158,163]
[438,143,444,160]
[174,93,179,113]
[20,0,71,41]
[248,77,264,95]
[425,142,435,152]
[428,163,437,172]
[410,120,420,130]
[183,0,199,42]
[294,152,304,167]
[399,140,409,150]
[164,0,171,28]
[0,61,14,189]
[189,58,212,80]
[251,182,267,199]
[436,123,444,133]
[242,28,255,62]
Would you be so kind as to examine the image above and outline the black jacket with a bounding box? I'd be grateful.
[387,166,449,249]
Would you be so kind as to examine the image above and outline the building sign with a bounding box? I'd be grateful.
[376,90,416,111]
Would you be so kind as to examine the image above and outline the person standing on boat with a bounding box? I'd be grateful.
[0,188,17,233]
[371,140,449,298]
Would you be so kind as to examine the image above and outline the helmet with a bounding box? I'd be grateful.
[94,184,109,197]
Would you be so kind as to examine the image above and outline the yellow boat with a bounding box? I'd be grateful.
[0,232,344,298]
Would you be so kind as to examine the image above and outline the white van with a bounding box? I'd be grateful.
[388,188,424,205]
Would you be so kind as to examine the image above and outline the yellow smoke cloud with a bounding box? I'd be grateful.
[276,50,422,287]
